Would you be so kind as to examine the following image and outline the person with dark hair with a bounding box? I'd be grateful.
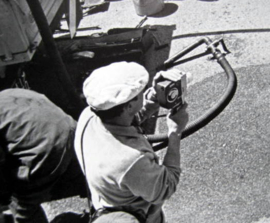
[91,95,138,122]
[74,61,189,223]
[0,89,86,223]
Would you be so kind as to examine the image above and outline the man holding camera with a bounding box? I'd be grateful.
[75,61,189,223]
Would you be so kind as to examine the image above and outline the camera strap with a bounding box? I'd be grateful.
[80,117,94,222]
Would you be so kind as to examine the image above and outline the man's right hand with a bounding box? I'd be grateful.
[166,103,189,136]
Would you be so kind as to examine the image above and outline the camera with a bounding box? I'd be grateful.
[155,72,187,111]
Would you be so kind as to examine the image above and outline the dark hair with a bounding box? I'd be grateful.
[92,95,138,121]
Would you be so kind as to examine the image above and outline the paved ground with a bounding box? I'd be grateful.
[42,0,270,222]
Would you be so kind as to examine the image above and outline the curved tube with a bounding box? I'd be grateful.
[146,44,237,151]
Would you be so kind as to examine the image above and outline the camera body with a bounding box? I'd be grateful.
[155,73,187,110]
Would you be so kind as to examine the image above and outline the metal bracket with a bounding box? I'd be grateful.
[161,37,231,70]
[206,38,231,60]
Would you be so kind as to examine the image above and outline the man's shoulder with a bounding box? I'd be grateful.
[76,107,94,132]
[0,89,76,146]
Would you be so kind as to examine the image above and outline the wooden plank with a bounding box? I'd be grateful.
[0,0,65,66]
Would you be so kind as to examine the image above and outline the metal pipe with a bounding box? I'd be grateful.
[26,0,86,114]
[163,37,210,69]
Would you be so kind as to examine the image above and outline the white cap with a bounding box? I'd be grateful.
[83,61,149,110]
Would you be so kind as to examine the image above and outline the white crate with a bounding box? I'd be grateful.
[0,0,64,66]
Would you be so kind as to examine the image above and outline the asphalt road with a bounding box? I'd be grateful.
[160,63,270,223]
[42,0,270,222]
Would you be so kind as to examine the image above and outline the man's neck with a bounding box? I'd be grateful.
[103,114,133,127]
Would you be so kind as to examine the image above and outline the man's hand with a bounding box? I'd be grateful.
[166,103,189,135]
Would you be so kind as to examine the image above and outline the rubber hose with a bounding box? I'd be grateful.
[147,53,237,151]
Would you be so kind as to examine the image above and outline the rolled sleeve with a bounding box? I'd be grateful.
[121,153,180,204]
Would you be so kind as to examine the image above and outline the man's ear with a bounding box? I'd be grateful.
[126,101,132,109]
[124,101,134,115]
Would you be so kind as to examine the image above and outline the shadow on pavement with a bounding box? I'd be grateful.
[150,3,179,18]
[50,212,89,223]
